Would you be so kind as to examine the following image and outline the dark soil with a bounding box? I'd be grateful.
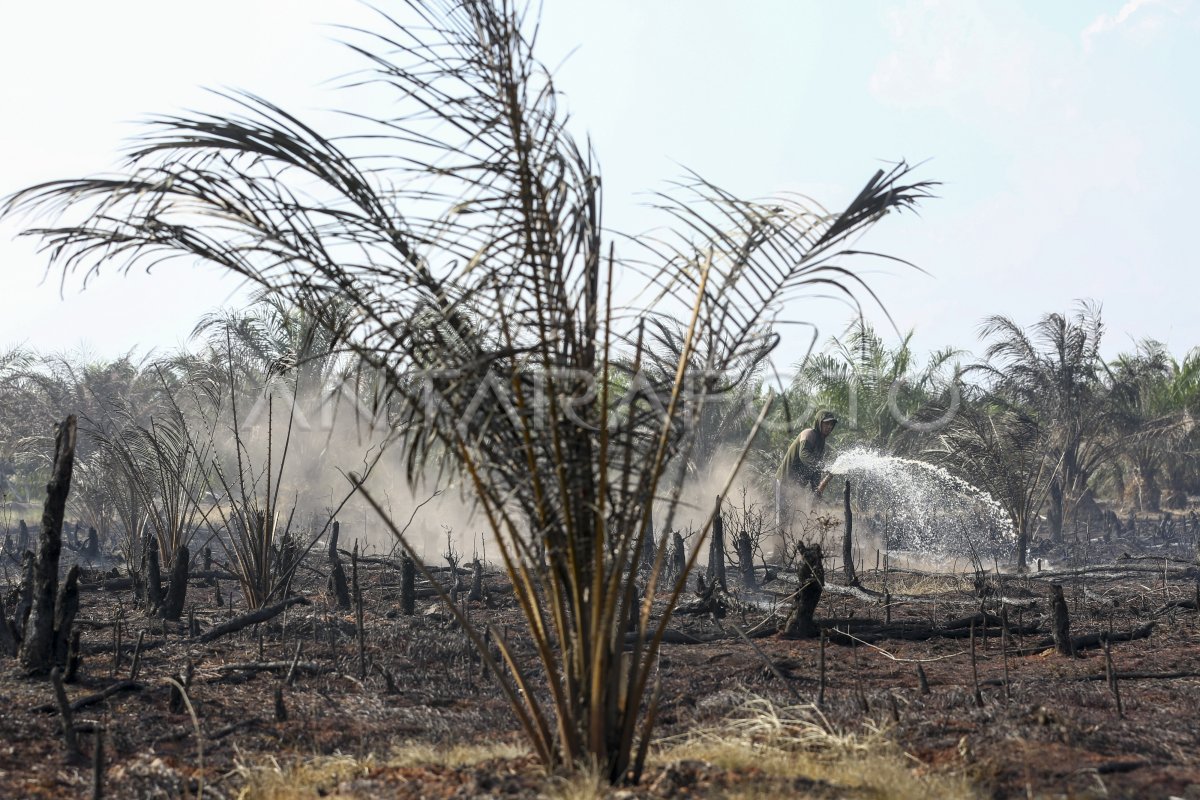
[1,532,1199,799]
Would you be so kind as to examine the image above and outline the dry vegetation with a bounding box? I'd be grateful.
[1,2,1199,799]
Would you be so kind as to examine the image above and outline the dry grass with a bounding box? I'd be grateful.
[233,700,977,799]
[383,739,529,768]
[539,768,609,800]
[232,753,372,800]
[881,570,975,597]
[232,740,530,799]
[651,696,979,800]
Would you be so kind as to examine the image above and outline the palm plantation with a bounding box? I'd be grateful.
[0,1,1196,796]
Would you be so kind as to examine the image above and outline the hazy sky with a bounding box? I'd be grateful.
[1,0,1196,366]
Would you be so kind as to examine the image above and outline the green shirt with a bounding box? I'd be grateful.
[777,427,826,482]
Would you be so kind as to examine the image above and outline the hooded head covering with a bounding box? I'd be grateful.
[815,410,839,427]
[777,410,839,481]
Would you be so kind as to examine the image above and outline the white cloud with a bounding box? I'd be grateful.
[1081,0,1188,51]
[868,1,1040,117]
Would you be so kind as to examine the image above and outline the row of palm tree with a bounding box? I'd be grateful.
[773,304,1198,569]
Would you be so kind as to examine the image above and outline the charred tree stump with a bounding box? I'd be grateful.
[916,663,930,695]
[970,620,985,707]
[327,521,351,610]
[640,515,656,575]
[400,553,416,616]
[781,544,824,639]
[128,630,145,681]
[0,595,17,656]
[159,545,189,621]
[17,519,30,555]
[64,630,82,683]
[1103,635,1124,718]
[14,551,35,642]
[145,539,163,613]
[842,480,858,586]
[467,559,484,602]
[169,660,193,714]
[19,416,77,675]
[273,683,287,722]
[52,565,80,668]
[707,495,727,590]
[1051,583,1074,657]
[82,528,99,561]
[671,531,686,583]
[736,531,756,590]
[130,545,145,606]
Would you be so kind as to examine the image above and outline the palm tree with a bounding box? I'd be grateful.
[4,0,932,782]
[191,290,355,400]
[795,319,961,453]
[933,393,1057,570]
[974,302,1112,540]
[1109,341,1197,511]
[0,347,37,502]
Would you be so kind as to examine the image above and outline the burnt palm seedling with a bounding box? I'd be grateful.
[4,0,932,781]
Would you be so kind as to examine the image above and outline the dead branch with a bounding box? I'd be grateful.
[191,596,310,644]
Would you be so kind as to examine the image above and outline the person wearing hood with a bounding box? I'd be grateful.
[776,410,839,526]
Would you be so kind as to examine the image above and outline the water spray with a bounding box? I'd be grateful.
[826,447,1015,565]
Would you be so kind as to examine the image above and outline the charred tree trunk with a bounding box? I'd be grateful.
[145,540,163,613]
[82,527,99,560]
[842,481,858,586]
[159,545,190,621]
[327,521,351,610]
[14,551,35,642]
[0,596,17,656]
[1051,583,1073,657]
[1015,517,1030,572]
[782,544,824,638]
[736,531,756,590]
[707,495,727,590]
[1048,478,1065,543]
[640,514,656,575]
[17,519,30,555]
[63,629,82,683]
[400,553,416,616]
[52,565,79,667]
[670,531,686,583]
[1135,466,1162,513]
[467,558,484,602]
[19,416,77,675]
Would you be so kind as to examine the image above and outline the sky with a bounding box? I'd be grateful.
[1,0,1197,368]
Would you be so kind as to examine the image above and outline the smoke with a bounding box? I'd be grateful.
[206,383,488,564]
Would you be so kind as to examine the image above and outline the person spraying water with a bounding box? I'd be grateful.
[776,410,839,527]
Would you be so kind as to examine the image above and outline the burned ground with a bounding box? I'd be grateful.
[1,520,1198,800]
